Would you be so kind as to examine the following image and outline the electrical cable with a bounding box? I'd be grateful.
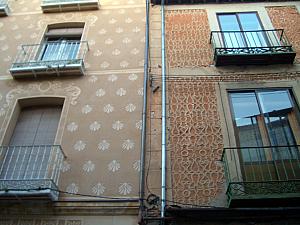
[0,187,220,208]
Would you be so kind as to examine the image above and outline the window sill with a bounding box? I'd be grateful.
[41,0,99,13]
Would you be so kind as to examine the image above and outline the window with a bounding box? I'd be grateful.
[41,26,83,62]
[41,0,99,13]
[10,23,89,78]
[0,106,62,180]
[221,85,300,205]
[217,12,267,48]
[229,89,300,181]
[210,12,295,66]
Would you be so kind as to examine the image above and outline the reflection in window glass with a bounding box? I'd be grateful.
[258,90,292,114]
[230,92,264,161]
[230,90,300,162]
[218,12,267,48]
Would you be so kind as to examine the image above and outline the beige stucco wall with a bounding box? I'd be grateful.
[0,0,145,219]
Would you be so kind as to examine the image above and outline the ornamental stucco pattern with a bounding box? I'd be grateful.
[165,9,213,68]
[0,5,145,75]
[168,80,224,205]
[266,6,300,63]
[0,0,145,199]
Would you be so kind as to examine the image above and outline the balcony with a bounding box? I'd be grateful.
[0,145,65,201]
[10,41,89,78]
[0,0,9,16]
[41,0,99,13]
[210,29,296,66]
[222,145,300,207]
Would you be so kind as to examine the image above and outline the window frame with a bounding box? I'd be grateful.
[216,11,270,48]
[0,97,66,146]
[216,81,300,149]
[228,88,300,163]
[38,24,84,63]
[217,82,300,183]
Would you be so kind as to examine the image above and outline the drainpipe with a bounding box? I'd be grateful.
[138,0,150,223]
[161,0,167,220]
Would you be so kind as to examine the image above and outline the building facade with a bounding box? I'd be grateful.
[144,0,300,224]
[0,0,146,224]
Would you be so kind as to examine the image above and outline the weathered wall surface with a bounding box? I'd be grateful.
[266,6,300,63]
[162,2,300,207]
[165,9,213,68]
[168,79,224,206]
[0,0,145,216]
[168,72,300,206]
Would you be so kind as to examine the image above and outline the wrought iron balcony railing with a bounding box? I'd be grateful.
[0,145,65,201]
[10,41,89,78]
[210,29,296,66]
[41,0,99,12]
[0,0,9,16]
[222,145,300,207]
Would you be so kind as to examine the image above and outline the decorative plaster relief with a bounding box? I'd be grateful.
[92,183,106,195]
[89,121,101,131]
[137,88,143,96]
[112,121,124,131]
[88,75,98,83]
[83,160,95,173]
[125,103,136,112]
[38,13,98,30]
[73,140,86,152]
[61,161,71,173]
[81,105,92,114]
[133,160,141,172]
[103,104,114,114]
[122,139,135,151]
[108,160,121,172]
[108,74,118,82]
[66,183,79,194]
[119,183,132,195]
[116,88,126,96]
[96,88,106,97]
[135,120,142,130]
[128,73,138,81]
[98,28,107,35]
[67,122,78,132]
[1,81,80,119]
[98,140,110,151]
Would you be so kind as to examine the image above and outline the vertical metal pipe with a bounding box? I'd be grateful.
[138,0,150,222]
[161,0,167,219]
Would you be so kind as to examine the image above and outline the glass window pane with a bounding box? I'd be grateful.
[42,42,60,61]
[230,92,265,161]
[238,13,262,31]
[258,90,293,114]
[258,90,299,160]
[218,14,245,48]
[238,13,267,47]
[230,92,260,119]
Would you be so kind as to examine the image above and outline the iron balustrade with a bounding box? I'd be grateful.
[0,145,65,200]
[222,145,300,205]
[210,29,294,55]
[11,41,89,71]
[210,29,296,66]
